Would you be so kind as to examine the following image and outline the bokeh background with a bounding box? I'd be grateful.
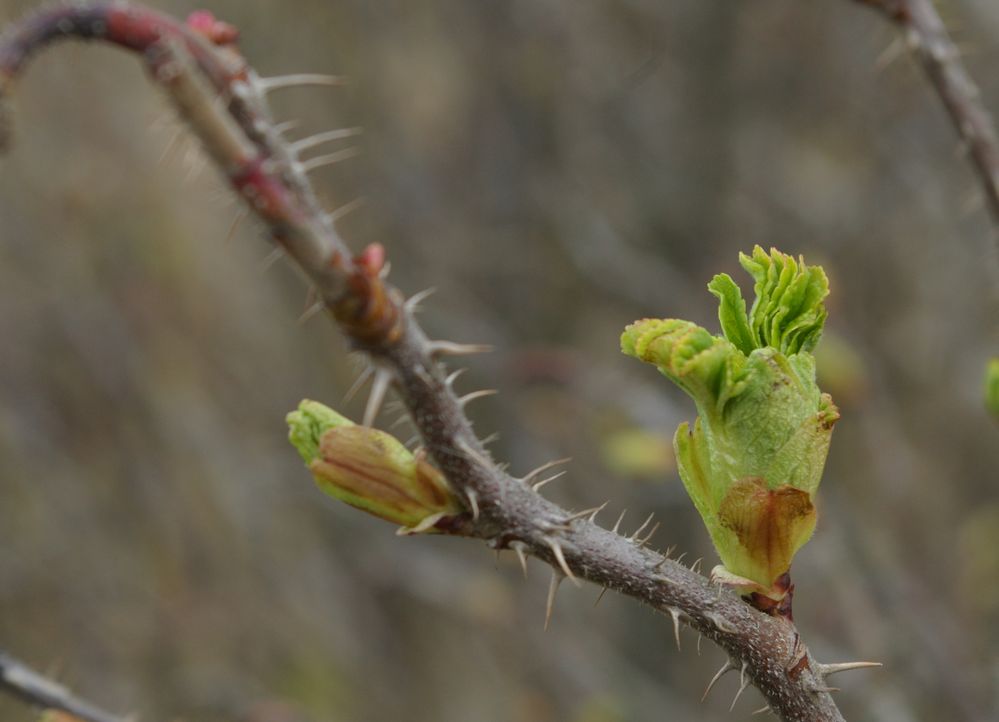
[1,0,998,720]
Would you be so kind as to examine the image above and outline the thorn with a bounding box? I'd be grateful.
[404,287,437,314]
[675,552,687,565]
[427,340,494,357]
[730,660,749,711]
[629,512,655,542]
[668,607,682,651]
[327,196,366,223]
[611,509,627,535]
[701,660,733,702]
[697,633,702,655]
[389,413,411,430]
[466,489,480,521]
[479,432,500,447]
[588,502,610,523]
[636,521,660,547]
[816,661,883,677]
[297,299,325,324]
[257,246,285,273]
[444,368,467,387]
[458,389,498,407]
[811,685,840,694]
[343,366,373,404]
[363,369,392,426]
[545,537,580,586]
[545,570,564,630]
[594,586,609,607]
[456,436,494,469]
[290,127,364,154]
[273,119,301,135]
[256,73,345,92]
[224,208,248,244]
[664,545,676,558]
[157,127,183,165]
[182,142,206,181]
[511,541,528,578]
[532,470,566,492]
[653,556,668,571]
[752,705,771,716]
[560,502,608,525]
[874,37,905,71]
[299,147,361,173]
[522,457,571,485]
[690,557,703,574]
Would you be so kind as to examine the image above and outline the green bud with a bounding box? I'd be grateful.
[287,400,461,533]
[621,247,838,603]
[986,358,999,420]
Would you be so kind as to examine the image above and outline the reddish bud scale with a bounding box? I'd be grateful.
[186,11,239,46]
[746,571,794,620]
[356,242,386,275]
[334,258,403,346]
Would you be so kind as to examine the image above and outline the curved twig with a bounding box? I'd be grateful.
[0,3,856,720]
[0,650,126,722]
[855,0,999,241]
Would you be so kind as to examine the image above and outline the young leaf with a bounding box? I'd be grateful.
[622,248,837,604]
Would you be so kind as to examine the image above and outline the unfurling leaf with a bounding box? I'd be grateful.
[287,400,461,533]
[621,247,838,605]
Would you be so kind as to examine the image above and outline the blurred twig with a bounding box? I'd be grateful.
[855,0,999,241]
[0,3,863,720]
[0,650,126,722]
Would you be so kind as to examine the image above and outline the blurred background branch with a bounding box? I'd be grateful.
[0,650,126,722]
[854,0,999,242]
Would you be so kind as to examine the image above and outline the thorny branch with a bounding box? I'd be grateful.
[855,0,999,243]
[0,3,875,720]
[0,649,126,722]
